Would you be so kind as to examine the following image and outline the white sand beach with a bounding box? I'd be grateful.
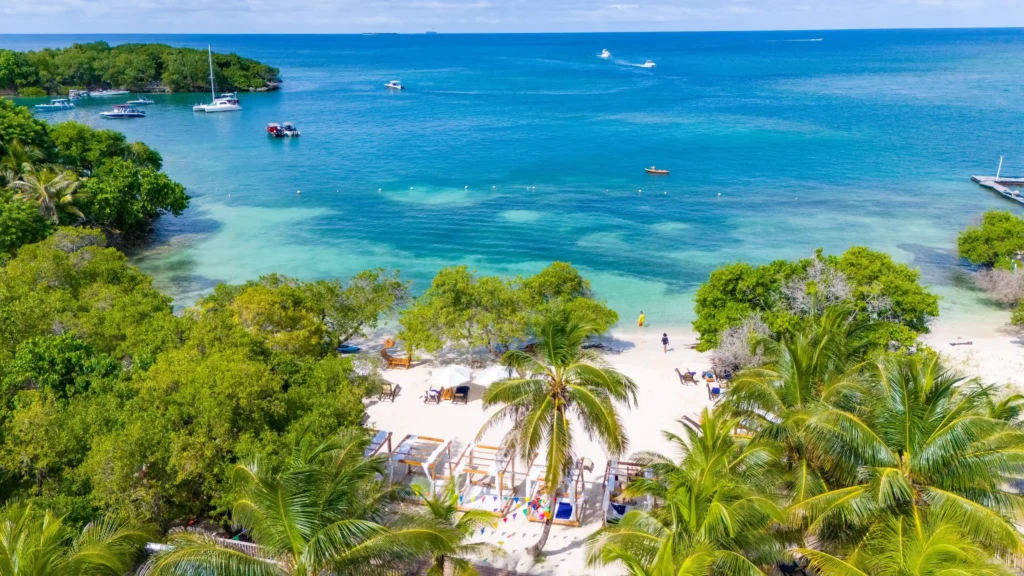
[363,317,1024,575]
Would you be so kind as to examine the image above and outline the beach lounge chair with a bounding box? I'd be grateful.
[675,368,697,385]
[378,382,400,402]
[452,385,470,404]
[707,382,722,402]
[424,388,442,404]
[381,338,411,370]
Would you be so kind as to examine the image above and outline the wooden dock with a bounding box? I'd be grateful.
[971,175,1024,206]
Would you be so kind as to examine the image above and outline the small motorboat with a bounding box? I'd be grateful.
[282,122,301,137]
[385,80,404,90]
[89,89,130,97]
[645,166,669,175]
[336,344,361,354]
[267,123,284,137]
[126,97,154,105]
[599,49,611,58]
[99,104,145,118]
[68,89,88,100]
[34,98,75,111]
[640,60,656,68]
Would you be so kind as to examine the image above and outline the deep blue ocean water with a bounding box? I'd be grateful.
[4,30,1024,328]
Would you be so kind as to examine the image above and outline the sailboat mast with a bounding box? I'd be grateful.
[207,46,215,101]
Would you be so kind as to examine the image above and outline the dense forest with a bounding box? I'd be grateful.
[0,42,280,96]
[0,99,189,247]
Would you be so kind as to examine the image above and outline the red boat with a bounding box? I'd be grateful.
[645,166,669,175]
[267,123,284,137]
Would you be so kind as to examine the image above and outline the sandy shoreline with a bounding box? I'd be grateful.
[362,314,1022,575]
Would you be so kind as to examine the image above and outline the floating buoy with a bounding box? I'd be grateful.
[296,190,301,195]
[410,187,413,190]
[493,186,496,189]
[465,186,468,189]
[717,193,721,196]
[378,188,381,192]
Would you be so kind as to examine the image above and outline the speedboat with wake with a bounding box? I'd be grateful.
[640,60,656,68]
[34,99,75,112]
[126,97,154,105]
[599,49,611,58]
[99,104,145,119]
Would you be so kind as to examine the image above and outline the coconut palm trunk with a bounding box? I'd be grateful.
[480,309,637,558]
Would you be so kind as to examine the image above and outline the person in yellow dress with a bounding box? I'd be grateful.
[638,311,645,328]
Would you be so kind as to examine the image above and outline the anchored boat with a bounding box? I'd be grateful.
[99,104,145,119]
[34,99,75,111]
[645,166,669,175]
[193,47,242,113]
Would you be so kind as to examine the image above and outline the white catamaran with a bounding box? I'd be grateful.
[193,46,242,113]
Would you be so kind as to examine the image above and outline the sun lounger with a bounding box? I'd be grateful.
[381,338,411,369]
[452,385,470,404]
[424,388,442,404]
[378,382,400,402]
[708,383,722,402]
[675,368,697,385]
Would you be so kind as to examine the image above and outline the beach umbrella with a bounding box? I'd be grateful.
[474,365,513,386]
[431,365,473,387]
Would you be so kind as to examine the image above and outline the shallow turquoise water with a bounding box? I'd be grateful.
[5,30,1024,328]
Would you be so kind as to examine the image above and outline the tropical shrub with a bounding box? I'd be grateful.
[693,247,938,351]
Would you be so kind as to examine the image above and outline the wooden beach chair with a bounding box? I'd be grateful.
[675,368,697,386]
[424,388,442,404]
[452,385,470,405]
[381,338,411,369]
[707,382,722,402]
[378,382,400,402]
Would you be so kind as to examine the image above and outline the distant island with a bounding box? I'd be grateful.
[0,42,281,97]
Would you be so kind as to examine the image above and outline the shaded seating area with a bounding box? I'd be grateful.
[388,434,455,498]
[381,338,411,369]
[453,443,521,517]
[524,456,589,527]
[365,429,393,459]
[601,459,651,525]
[452,385,470,404]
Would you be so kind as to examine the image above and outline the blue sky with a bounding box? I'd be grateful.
[3,0,1020,33]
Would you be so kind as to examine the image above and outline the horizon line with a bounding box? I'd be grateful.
[2,26,1024,36]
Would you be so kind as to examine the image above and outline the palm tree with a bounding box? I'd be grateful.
[0,140,43,187]
[145,431,453,576]
[0,500,156,575]
[799,514,1013,576]
[723,307,877,506]
[6,166,85,224]
[480,310,638,556]
[586,408,784,576]
[414,482,502,575]
[790,354,1024,560]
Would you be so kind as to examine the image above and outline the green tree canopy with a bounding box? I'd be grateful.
[399,262,618,355]
[1,42,280,95]
[693,247,938,351]
[958,210,1024,269]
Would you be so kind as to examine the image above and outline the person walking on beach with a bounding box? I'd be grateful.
[661,333,669,353]
[638,311,645,328]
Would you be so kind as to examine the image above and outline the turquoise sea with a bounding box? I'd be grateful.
[5,30,1024,329]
